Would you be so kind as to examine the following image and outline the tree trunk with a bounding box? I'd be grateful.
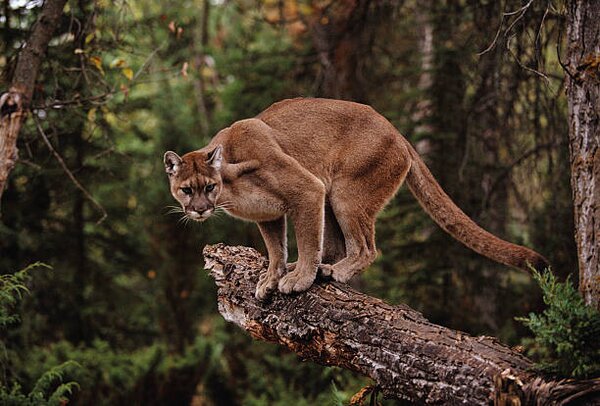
[191,0,211,137]
[411,0,433,140]
[428,0,472,330]
[308,0,371,102]
[203,244,600,405]
[566,1,600,310]
[0,0,67,204]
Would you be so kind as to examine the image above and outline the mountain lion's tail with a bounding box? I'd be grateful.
[404,143,549,272]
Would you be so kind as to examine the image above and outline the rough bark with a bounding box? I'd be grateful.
[203,244,600,405]
[566,1,600,310]
[0,0,67,203]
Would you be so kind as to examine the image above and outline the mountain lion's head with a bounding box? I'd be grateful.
[164,146,223,222]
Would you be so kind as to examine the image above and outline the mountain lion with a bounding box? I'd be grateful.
[164,98,548,300]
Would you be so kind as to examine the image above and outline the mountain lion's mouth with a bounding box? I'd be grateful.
[191,208,214,221]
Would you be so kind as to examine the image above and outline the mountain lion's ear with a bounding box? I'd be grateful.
[164,151,182,176]
[206,145,223,171]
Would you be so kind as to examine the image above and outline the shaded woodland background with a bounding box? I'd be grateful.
[0,0,582,404]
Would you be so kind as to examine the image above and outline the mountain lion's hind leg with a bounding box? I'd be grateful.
[322,207,377,283]
[325,153,410,282]
[256,217,287,300]
[320,202,346,275]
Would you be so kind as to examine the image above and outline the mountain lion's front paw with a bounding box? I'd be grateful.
[255,269,281,300]
[278,266,317,294]
[318,264,333,277]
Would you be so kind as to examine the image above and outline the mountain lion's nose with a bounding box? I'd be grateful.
[186,207,212,219]
[186,209,201,218]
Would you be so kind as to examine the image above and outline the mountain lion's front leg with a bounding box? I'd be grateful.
[278,182,325,294]
[256,217,287,300]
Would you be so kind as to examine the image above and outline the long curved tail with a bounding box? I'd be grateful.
[404,143,549,272]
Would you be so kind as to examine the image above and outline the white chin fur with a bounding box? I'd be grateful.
[188,209,212,221]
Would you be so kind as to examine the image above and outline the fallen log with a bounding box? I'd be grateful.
[203,244,600,405]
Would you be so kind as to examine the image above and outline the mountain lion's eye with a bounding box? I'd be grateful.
[181,187,193,195]
[205,184,215,192]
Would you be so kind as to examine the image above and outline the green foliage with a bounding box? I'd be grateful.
[0,264,80,405]
[30,361,80,402]
[518,270,600,379]
[0,362,80,406]
[19,336,222,405]
[0,263,47,329]
[329,381,347,406]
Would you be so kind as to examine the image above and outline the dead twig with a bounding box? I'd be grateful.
[481,141,561,211]
[34,117,107,224]
[478,0,534,56]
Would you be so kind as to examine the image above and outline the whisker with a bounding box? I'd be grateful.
[166,208,184,215]
[216,200,233,207]
[164,205,185,216]
[177,214,189,225]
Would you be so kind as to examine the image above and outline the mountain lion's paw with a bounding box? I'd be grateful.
[278,268,316,294]
[285,262,296,272]
[255,270,280,300]
[318,264,333,277]
[330,267,354,283]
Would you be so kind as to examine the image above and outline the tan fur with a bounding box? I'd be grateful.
[164,98,549,299]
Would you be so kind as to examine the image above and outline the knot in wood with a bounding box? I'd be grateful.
[0,92,23,118]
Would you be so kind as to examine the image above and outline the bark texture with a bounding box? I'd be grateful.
[203,244,600,405]
[566,1,600,310]
[0,0,67,202]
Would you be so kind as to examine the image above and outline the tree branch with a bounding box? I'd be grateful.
[0,0,68,204]
[203,244,600,405]
[34,118,107,224]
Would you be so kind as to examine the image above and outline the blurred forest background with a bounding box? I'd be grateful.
[0,0,581,404]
